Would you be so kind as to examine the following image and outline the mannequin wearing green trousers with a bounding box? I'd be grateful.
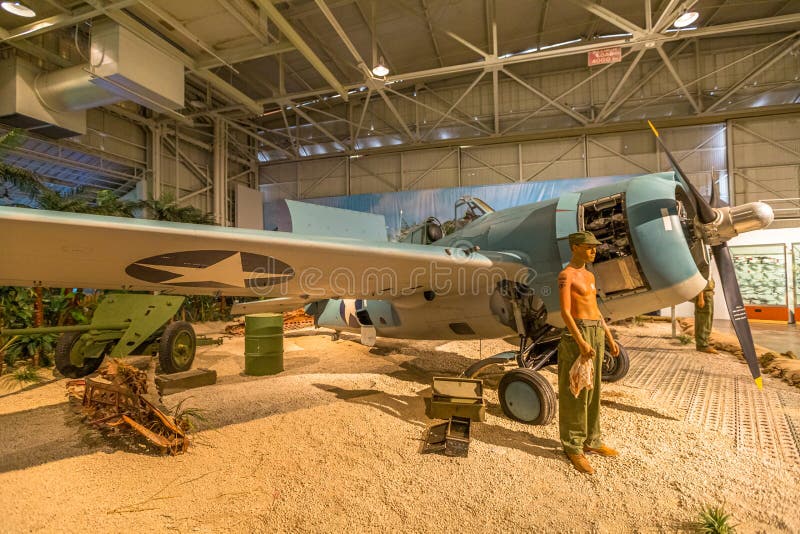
[557,231,621,475]
[693,278,717,354]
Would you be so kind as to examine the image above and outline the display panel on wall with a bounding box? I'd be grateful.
[731,244,789,322]
[794,244,800,323]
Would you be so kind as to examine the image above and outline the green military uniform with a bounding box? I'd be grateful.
[693,279,715,350]
[558,320,605,455]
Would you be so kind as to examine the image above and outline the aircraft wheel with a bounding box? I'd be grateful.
[55,332,105,378]
[601,342,630,383]
[498,368,556,425]
[159,321,196,374]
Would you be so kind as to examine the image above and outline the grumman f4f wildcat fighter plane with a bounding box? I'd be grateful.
[0,123,773,425]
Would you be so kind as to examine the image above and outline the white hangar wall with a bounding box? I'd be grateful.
[260,114,799,229]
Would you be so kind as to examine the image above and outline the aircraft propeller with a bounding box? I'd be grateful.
[647,121,765,389]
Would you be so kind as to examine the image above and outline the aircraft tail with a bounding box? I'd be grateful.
[270,200,387,241]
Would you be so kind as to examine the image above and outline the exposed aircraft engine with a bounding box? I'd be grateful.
[489,280,548,339]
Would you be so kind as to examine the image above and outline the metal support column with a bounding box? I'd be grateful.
[147,123,163,201]
[213,117,229,226]
[726,119,735,206]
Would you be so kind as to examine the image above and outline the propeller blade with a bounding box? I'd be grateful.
[712,243,763,389]
[709,178,719,208]
[709,178,730,209]
[647,121,717,224]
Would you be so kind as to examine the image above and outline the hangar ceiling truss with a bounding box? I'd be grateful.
[0,0,799,204]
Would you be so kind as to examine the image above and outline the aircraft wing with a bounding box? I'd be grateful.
[0,207,529,300]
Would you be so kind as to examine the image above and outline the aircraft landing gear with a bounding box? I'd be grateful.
[463,330,630,425]
[602,343,630,382]
[498,368,556,424]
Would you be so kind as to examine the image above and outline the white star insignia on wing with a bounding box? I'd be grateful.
[139,252,287,288]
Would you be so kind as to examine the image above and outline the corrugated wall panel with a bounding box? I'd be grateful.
[461,145,519,186]
[349,153,400,194]
[587,131,658,176]
[402,148,459,189]
[521,138,585,181]
[298,158,347,198]
[732,115,800,210]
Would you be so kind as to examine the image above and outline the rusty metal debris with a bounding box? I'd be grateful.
[66,360,189,455]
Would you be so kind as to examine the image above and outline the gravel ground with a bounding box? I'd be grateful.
[1,323,798,533]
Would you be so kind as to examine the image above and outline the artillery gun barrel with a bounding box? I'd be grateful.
[1,323,130,336]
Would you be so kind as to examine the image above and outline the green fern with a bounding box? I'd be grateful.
[696,503,736,534]
[171,397,208,433]
[678,334,693,345]
[11,366,44,384]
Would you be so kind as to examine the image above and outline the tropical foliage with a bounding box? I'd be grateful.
[1,130,223,371]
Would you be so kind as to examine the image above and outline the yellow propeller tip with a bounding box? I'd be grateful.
[754,377,763,390]
[647,120,659,137]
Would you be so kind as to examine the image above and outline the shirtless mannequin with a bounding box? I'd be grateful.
[557,231,620,474]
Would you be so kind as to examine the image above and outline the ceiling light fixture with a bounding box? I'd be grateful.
[372,57,389,77]
[1,2,36,17]
[673,11,699,28]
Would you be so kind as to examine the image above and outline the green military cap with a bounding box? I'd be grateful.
[568,230,602,246]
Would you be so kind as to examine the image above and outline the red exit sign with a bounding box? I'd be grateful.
[588,47,622,66]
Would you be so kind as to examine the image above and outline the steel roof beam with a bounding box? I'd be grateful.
[656,46,701,113]
[195,41,294,70]
[253,0,348,101]
[502,68,589,126]
[314,0,414,141]
[704,34,800,114]
[421,72,485,141]
[596,48,648,123]
[652,0,685,33]
[384,86,491,137]
[597,40,693,121]
[420,0,444,67]
[567,0,645,37]
[138,1,237,72]
[503,51,629,134]
[419,84,492,133]
[0,0,139,43]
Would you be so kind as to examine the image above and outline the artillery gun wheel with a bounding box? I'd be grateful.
[601,342,630,383]
[159,321,196,374]
[54,332,106,378]
[498,368,556,425]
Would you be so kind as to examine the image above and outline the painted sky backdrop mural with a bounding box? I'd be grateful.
[263,173,703,240]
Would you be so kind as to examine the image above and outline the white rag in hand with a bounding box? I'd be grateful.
[569,356,594,397]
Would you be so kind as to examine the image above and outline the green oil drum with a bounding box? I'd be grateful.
[244,313,284,376]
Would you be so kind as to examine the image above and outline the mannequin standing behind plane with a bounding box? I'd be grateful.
[693,278,718,354]
[557,231,620,475]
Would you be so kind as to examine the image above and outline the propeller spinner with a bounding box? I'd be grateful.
[647,121,774,389]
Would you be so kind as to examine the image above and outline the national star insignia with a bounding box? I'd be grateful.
[138,252,287,288]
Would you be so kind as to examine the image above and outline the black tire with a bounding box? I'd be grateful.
[159,321,196,374]
[498,368,556,425]
[54,331,105,378]
[601,342,630,383]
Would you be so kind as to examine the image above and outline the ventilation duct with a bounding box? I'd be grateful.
[0,21,185,139]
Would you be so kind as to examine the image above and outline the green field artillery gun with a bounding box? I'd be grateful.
[1,294,197,378]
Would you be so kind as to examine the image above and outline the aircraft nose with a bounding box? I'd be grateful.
[728,201,774,234]
[702,201,775,245]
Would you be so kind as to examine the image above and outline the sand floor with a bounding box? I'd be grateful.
[1,322,798,532]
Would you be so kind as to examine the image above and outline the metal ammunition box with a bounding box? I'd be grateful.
[444,416,471,457]
[426,376,485,422]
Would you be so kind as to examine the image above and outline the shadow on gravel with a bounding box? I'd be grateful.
[313,383,561,459]
[0,402,106,474]
[0,377,60,398]
[601,399,679,420]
